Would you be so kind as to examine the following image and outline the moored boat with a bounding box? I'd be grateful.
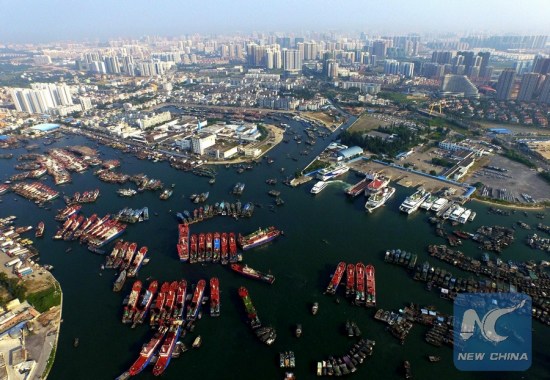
[230,263,275,284]
[326,262,346,295]
[128,326,168,376]
[238,226,281,250]
[186,279,206,321]
[365,264,376,307]
[345,263,355,297]
[210,277,220,317]
[355,262,365,305]
[365,186,395,213]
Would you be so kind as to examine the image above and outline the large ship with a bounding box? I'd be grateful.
[228,233,238,263]
[238,286,261,329]
[431,198,449,212]
[35,221,45,238]
[189,234,198,264]
[177,223,189,262]
[205,232,213,262]
[186,279,206,321]
[198,233,206,262]
[128,246,148,277]
[132,281,158,326]
[345,263,355,297]
[128,326,168,376]
[365,264,376,307]
[213,232,221,263]
[325,262,346,295]
[150,282,170,326]
[158,281,178,326]
[238,226,281,250]
[112,241,129,269]
[231,263,275,284]
[152,324,182,376]
[122,281,142,324]
[121,242,138,271]
[420,194,439,210]
[210,277,220,317]
[399,188,430,215]
[366,175,390,193]
[55,204,81,221]
[365,186,395,213]
[113,269,127,292]
[220,232,229,265]
[311,181,329,195]
[355,262,365,305]
[172,280,187,320]
[316,164,349,181]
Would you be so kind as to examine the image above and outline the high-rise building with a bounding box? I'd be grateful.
[517,73,543,102]
[533,56,550,75]
[384,59,400,75]
[538,76,550,104]
[10,83,73,114]
[495,69,516,100]
[372,41,388,59]
[327,60,339,79]
[282,49,302,72]
[400,62,415,78]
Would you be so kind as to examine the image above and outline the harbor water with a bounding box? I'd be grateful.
[0,120,549,380]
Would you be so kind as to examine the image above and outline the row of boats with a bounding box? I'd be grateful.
[326,262,376,307]
[177,225,281,264]
[177,226,239,264]
[63,189,100,205]
[114,207,149,224]
[125,278,217,376]
[176,200,255,225]
[53,212,126,248]
[399,188,477,223]
[108,241,149,285]
[10,181,59,204]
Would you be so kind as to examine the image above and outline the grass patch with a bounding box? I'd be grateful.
[304,159,330,173]
[26,285,61,313]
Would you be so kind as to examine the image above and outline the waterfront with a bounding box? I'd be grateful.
[0,122,549,380]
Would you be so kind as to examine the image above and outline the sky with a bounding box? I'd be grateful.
[0,0,549,43]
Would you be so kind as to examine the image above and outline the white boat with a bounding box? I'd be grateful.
[468,211,476,222]
[399,188,430,215]
[420,195,438,210]
[449,206,466,222]
[365,186,395,212]
[458,209,472,224]
[431,198,449,212]
[442,203,457,219]
[316,164,349,181]
[310,181,329,194]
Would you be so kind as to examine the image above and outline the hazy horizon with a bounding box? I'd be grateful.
[1,0,549,43]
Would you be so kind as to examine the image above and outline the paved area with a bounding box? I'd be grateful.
[468,154,550,203]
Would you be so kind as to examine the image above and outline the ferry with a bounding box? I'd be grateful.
[316,164,349,181]
[366,175,390,193]
[458,209,472,224]
[420,195,439,210]
[311,181,329,194]
[430,198,449,212]
[399,188,430,215]
[365,186,395,213]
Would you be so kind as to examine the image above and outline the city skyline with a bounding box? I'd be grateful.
[0,0,549,43]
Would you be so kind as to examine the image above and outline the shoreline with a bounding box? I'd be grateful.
[471,197,547,210]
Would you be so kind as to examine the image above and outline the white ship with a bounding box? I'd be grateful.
[365,186,396,213]
[458,209,472,224]
[399,188,430,215]
[420,195,439,210]
[430,198,449,212]
[316,165,349,181]
[311,181,329,194]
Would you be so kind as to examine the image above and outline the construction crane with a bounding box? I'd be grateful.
[429,100,446,115]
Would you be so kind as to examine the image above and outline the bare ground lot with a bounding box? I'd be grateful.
[347,113,391,133]
[467,154,550,203]
[479,121,550,136]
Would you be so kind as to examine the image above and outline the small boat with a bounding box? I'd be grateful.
[428,356,441,362]
[192,336,202,348]
[311,302,319,315]
[295,324,302,338]
[73,338,79,348]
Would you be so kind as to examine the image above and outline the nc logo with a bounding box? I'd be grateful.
[460,300,526,343]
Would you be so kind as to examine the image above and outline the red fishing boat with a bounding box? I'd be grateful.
[325,262,346,295]
[345,263,355,297]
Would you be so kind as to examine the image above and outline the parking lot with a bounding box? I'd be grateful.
[469,154,550,203]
